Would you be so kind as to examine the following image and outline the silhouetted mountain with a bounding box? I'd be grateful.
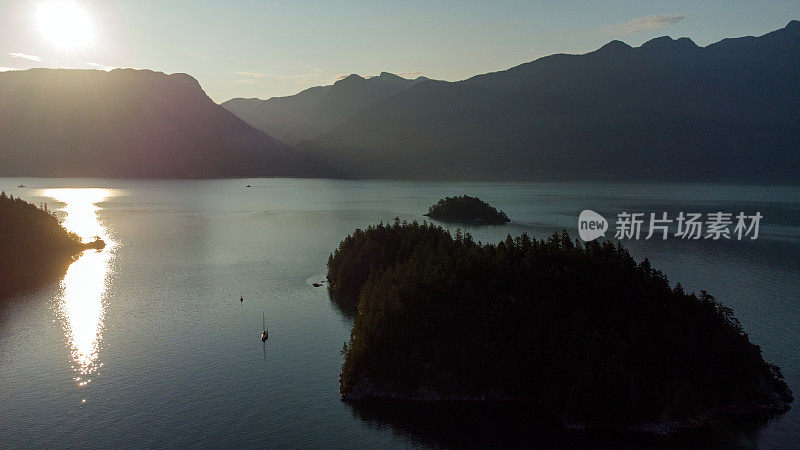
[0,69,329,178]
[298,21,800,182]
[222,72,429,145]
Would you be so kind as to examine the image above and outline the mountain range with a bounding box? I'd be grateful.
[222,72,429,146]
[1,22,797,181]
[0,68,328,178]
[260,21,797,182]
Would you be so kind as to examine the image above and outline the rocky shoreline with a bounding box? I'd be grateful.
[342,378,793,436]
[332,223,793,439]
[81,238,106,251]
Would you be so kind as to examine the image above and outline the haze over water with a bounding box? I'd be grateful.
[0,178,797,447]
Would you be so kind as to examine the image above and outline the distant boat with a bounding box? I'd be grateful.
[246,184,252,188]
[240,294,243,302]
[17,184,25,188]
[261,310,269,342]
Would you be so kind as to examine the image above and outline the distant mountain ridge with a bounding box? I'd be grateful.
[0,68,329,178]
[294,21,800,182]
[222,72,430,145]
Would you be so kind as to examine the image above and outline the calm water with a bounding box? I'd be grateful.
[0,178,798,448]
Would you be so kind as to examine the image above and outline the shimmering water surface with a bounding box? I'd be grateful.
[0,178,798,448]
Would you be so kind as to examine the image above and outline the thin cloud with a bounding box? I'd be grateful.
[232,71,265,85]
[604,14,691,35]
[233,70,325,85]
[275,71,327,85]
[9,52,43,61]
[397,71,422,78]
[365,72,423,79]
[233,71,267,78]
[276,73,323,81]
[287,60,323,71]
[340,71,423,81]
[87,62,116,71]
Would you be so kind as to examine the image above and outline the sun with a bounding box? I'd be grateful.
[37,1,93,50]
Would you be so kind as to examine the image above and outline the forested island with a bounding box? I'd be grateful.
[0,192,103,298]
[327,220,793,433]
[424,195,510,223]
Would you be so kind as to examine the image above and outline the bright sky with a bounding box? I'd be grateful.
[1,0,798,102]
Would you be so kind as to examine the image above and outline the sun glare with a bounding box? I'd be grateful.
[37,1,93,50]
[44,188,116,395]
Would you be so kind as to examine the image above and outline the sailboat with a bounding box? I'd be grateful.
[260,310,269,342]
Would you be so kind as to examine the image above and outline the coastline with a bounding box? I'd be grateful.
[0,238,105,300]
[342,379,793,436]
[423,212,511,224]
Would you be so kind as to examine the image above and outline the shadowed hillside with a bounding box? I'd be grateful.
[222,72,429,145]
[299,21,800,182]
[0,69,330,178]
[0,192,101,298]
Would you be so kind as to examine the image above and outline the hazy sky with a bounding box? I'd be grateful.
[1,0,798,102]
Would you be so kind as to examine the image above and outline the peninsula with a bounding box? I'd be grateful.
[0,192,104,298]
[328,221,793,433]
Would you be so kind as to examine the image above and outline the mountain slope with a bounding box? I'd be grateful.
[222,72,429,145]
[298,21,800,182]
[0,68,329,178]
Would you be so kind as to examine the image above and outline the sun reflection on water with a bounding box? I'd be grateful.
[44,188,116,394]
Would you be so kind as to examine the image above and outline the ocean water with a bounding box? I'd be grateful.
[0,178,797,448]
